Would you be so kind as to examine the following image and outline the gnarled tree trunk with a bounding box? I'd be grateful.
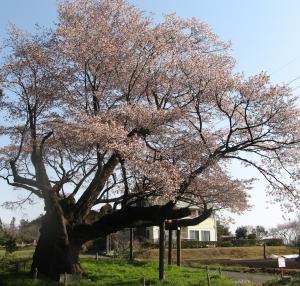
[31,212,82,279]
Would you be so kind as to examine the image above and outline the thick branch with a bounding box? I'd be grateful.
[73,202,190,243]
[166,207,212,229]
[74,154,119,222]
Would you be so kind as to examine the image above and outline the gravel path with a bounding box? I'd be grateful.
[214,270,277,285]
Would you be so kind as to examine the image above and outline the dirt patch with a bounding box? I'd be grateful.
[137,246,298,260]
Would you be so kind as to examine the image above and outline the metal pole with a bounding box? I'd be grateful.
[168,229,173,265]
[176,227,181,267]
[129,227,133,260]
[159,221,165,280]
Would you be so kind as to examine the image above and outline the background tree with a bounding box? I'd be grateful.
[18,217,41,244]
[8,217,16,235]
[216,220,231,241]
[269,217,300,245]
[0,0,300,278]
[253,225,268,240]
[235,226,248,239]
[0,218,3,233]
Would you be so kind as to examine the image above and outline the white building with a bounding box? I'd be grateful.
[145,205,217,242]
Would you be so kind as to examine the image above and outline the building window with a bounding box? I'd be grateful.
[201,230,210,241]
[189,230,200,240]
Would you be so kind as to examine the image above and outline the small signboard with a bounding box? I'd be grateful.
[278,257,286,268]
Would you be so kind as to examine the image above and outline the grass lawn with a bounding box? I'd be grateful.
[0,259,236,286]
[0,247,35,258]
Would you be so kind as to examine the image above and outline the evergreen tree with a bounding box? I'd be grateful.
[0,218,3,232]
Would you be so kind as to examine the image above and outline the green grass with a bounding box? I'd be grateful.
[263,275,300,286]
[0,259,236,286]
[0,247,35,258]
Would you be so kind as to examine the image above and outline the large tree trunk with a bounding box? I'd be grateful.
[31,213,82,279]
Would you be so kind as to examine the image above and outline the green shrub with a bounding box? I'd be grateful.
[262,238,283,246]
[231,239,256,247]
[0,232,17,255]
[218,241,233,247]
[181,240,216,248]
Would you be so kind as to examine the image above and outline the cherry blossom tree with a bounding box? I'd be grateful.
[0,0,300,278]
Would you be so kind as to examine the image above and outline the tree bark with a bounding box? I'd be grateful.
[31,213,82,279]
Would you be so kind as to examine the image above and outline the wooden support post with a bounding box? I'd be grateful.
[168,229,173,265]
[176,227,181,267]
[159,221,165,280]
[263,243,266,259]
[206,272,211,286]
[129,227,133,260]
[64,272,67,286]
[106,235,109,254]
[33,267,38,279]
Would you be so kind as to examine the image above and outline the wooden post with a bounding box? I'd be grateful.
[168,229,173,265]
[64,272,67,286]
[106,235,109,254]
[218,266,222,276]
[280,268,284,279]
[176,227,181,267]
[33,267,38,279]
[96,252,99,261]
[206,272,211,286]
[129,227,133,260]
[263,243,266,259]
[159,221,165,280]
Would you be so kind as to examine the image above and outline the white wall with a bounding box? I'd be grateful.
[147,213,217,242]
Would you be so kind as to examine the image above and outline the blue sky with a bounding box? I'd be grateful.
[0,0,299,230]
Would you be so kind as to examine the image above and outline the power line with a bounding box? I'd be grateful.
[271,55,300,75]
[292,85,300,91]
[287,75,300,86]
